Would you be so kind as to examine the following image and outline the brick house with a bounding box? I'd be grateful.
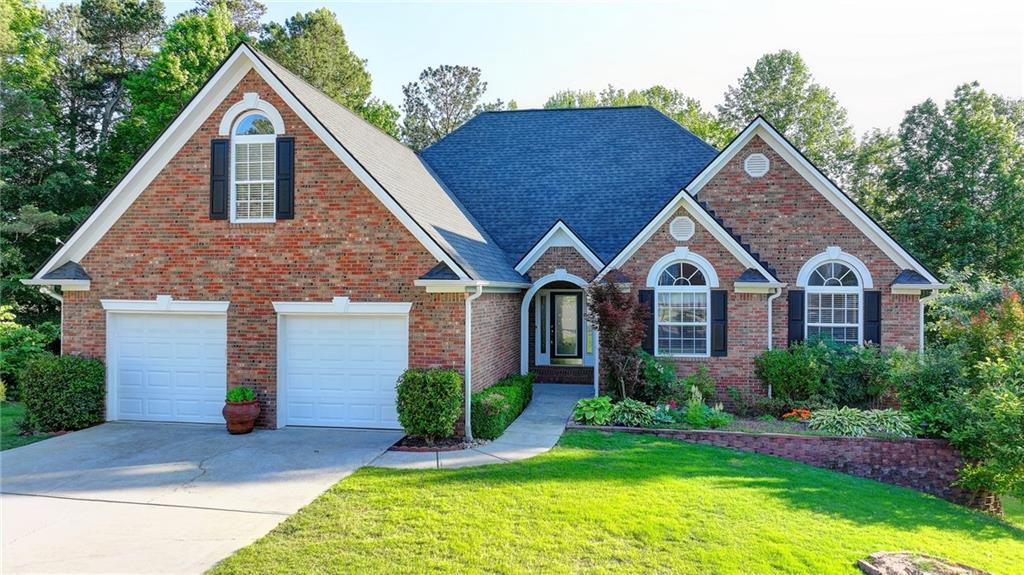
[24,44,944,431]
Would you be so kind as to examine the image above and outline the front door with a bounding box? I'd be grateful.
[550,292,583,361]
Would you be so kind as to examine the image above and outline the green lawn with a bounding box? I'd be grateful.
[1,401,51,451]
[211,430,1024,575]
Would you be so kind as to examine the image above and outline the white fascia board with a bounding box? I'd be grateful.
[597,190,777,284]
[514,221,603,274]
[20,278,90,291]
[101,295,229,314]
[734,281,786,294]
[272,297,412,315]
[33,45,471,283]
[414,279,531,293]
[892,283,949,295]
[687,118,941,285]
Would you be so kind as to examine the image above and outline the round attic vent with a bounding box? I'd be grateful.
[670,216,695,241]
[744,153,770,177]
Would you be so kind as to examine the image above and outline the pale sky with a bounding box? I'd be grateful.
[59,0,1024,135]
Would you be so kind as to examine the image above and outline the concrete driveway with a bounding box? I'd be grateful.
[1,422,401,574]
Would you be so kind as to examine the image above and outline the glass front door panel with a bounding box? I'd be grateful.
[553,293,580,357]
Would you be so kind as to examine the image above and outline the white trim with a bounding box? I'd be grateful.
[520,269,589,374]
[414,279,530,293]
[101,295,230,314]
[514,221,603,274]
[892,283,948,295]
[218,92,285,136]
[735,282,786,293]
[20,278,90,291]
[271,297,412,316]
[31,44,472,283]
[644,247,720,288]
[687,118,940,284]
[796,247,874,289]
[597,189,777,284]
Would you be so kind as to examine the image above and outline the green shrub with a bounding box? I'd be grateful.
[611,398,655,427]
[395,368,463,443]
[680,365,715,403]
[824,343,888,407]
[704,407,734,429]
[226,386,255,402]
[680,385,733,429]
[0,306,58,398]
[471,372,535,440]
[637,350,677,404]
[807,407,914,438]
[20,353,105,432]
[754,343,828,403]
[888,347,966,434]
[573,396,613,425]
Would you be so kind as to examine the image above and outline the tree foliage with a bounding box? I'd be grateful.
[718,50,856,181]
[401,64,510,151]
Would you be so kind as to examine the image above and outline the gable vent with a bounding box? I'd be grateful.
[744,153,770,178]
[670,216,695,241]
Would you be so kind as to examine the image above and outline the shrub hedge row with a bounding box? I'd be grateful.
[471,372,535,440]
[21,353,105,432]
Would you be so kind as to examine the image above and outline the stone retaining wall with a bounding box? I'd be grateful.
[568,424,1000,513]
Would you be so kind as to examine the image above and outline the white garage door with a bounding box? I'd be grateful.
[108,313,227,424]
[280,314,407,429]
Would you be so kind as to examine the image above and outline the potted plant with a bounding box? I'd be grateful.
[222,386,260,434]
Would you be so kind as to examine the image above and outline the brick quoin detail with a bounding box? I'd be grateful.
[569,425,998,512]
[696,136,921,351]
[63,70,466,427]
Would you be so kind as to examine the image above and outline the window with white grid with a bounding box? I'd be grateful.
[232,113,276,222]
[805,262,861,345]
[655,262,709,356]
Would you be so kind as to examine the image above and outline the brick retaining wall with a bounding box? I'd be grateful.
[567,424,999,513]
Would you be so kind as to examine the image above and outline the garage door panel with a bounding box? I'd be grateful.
[282,314,406,429]
[109,313,227,424]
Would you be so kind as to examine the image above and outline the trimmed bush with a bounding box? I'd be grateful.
[471,372,535,440]
[396,368,463,443]
[20,353,105,432]
[754,343,828,403]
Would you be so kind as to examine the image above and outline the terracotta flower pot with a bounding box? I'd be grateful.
[222,400,260,434]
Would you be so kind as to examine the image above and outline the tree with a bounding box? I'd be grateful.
[259,8,399,136]
[881,84,1024,277]
[543,85,733,148]
[585,280,649,399]
[192,0,264,36]
[718,50,855,181]
[401,64,505,151]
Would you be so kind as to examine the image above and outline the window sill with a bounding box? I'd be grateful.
[654,354,711,360]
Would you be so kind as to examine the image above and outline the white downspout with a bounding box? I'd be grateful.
[919,290,939,356]
[592,330,600,398]
[464,283,484,441]
[766,287,783,399]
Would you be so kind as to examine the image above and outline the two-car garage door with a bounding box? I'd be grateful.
[107,310,406,429]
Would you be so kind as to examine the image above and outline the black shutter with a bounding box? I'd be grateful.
[209,139,229,220]
[788,290,805,345]
[639,289,655,354]
[710,289,727,357]
[863,290,882,345]
[275,136,295,220]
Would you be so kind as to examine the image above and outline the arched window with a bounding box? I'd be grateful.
[656,262,710,356]
[805,261,861,345]
[231,112,277,222]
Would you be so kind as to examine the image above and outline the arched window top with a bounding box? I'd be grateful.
[658,262,706,286]
[235,113,276,136]
[808,262,858,287]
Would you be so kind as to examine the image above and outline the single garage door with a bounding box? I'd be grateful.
[108,313,227,423]
[280,314,407,429]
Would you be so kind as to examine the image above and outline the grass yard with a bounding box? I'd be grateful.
[0,402,51,451]
[211,430,1024,575]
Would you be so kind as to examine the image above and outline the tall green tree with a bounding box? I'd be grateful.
[259,8,398,137]
[544,85,733,148]
[401,64,509,151]
[192,0,264,36]
[878,83,1024,277]
[718,50,855,181]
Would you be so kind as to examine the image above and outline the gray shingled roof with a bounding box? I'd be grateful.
[249,46,524,284]
[892,270,933,285]
[737,268,769,283]
[41,261,90,281]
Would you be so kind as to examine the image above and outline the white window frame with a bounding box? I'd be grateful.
[804,263,863,346]
[230,113,277,223]
[655,282,711,358]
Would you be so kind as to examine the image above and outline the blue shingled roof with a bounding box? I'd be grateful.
[420,107,720,265]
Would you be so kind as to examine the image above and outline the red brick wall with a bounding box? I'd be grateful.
[568,425,997,512]
[470,292,521,391]
[697,135,921,351]
[615,206,770,402]
[63,70,466,427]
[526,246,598,282]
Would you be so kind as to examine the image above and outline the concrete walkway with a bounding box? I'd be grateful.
[371,383,591,469]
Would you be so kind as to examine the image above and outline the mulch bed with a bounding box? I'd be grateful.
[389,436,483,452]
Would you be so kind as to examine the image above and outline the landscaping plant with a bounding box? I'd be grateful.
[610,398,655,427]
[471,372,535,440]
[585,281,648,399]
[807,407,914,438]
[395,368,463,444]
[754,343,828,403]
[223,385,260,435]
[20,353,105,432]
[573,396,613,425]
[0,306,58,399]
[225,386,255,402]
